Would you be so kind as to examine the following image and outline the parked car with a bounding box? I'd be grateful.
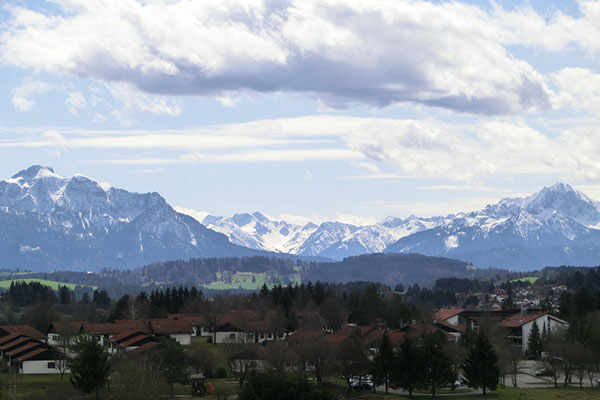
[347,376,374,391]
[535,368,553,377]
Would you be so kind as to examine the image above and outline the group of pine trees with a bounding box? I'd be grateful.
[371,330,500,397]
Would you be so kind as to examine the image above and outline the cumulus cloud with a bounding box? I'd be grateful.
[551,68,600,116]
[11,79,51,111]
[2,0,586,115]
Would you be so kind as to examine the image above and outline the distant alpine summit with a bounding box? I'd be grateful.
[0,166,266,271]
[203,183,600,270]
[385,183,600,269]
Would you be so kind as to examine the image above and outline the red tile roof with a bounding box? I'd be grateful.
[0,333,24,346]
[433,307,465,322]
[285,330,325,345]
[149,319,193,335]
[109,330,145,343]
[0,336,33,352]
[14,347,49,362]
[167,314,207,325]
[48,321,84,335]
[119,334,157,348]
[364,329,404,347]
[501,312,547,328]
[340,325,376,336]
[0,325,46,339]
[6,341,44,357]
[131,341,160,354]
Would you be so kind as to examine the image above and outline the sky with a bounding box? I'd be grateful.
[1,0,600,225]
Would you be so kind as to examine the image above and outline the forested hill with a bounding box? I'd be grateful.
[2,253,505,294]
[301,253,497,286]
[110,253,500,288]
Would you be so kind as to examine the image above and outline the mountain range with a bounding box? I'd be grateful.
[2,165,600,272]
[201,183,600,270]
[0,165,270,271]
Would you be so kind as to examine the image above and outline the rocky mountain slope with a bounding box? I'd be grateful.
[385,183,600,270]
[0,166,267,271]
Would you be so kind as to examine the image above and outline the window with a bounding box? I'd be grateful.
[47,362,56,369]
[229,333,236,340]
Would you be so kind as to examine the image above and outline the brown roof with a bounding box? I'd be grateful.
[6,341,45,357]
[285,330,325,345]
[14,347,50,362]
[340,325,377,336]
[149,319,193,335]
[0,325,45,339]
[0,333,24,346]
[501,312,547,328]
[167,314,207,325]
[322,332,349,346]
[435,320,466,333]
[433,307,465,322]
[119,334,157,348]
[48,321,84,335]
[131,341,160,354]
[364,329,405,347]
[109,330,145,343]
[0,336,32,351]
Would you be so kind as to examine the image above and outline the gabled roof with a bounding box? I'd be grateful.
[433,307,465,322]
[340,325,377,336]
[119,334,157,348]
[167,314,207,325]
[501,312,547,328]
[14,347,50,362]
[47,321,84,335]
[364,329,404,347]
[6,341,46,357]
[131,341,160,354]
[109,330,145,343]
[0,336,33,351]
[0,325,45,339]
[149,319,193,335]
[435,320,466,333]
[284,330,325,345]
[0,333,25,346]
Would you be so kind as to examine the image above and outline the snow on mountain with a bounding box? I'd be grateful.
[201,212,318,254]
[385,183,600,270]
[0,166,265,271]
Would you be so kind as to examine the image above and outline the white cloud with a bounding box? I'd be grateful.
[108,83,182,116]
[4,114,600,183]
[551,68,600,116]
[65,91,86,115]
[2,0,579,115]
[11,79,51,111]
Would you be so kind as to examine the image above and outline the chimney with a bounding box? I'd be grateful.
[520,305,528,316]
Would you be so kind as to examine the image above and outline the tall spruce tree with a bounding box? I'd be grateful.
[462,331,500,395]
[392,336,420,397]
[526,321,542,360]
[69,337,111,399]
[418,331,455,397]
[371,332,394,393]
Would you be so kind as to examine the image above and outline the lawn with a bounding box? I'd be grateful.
[0,372,74,398]
[202,272,269,290]
[510,276,539,284]
[0,278,97,291]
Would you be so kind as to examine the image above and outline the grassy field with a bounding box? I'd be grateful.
[0,278,97,291]
[510,276,539,284]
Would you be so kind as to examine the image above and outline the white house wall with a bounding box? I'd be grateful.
[521,315,549,353]
[21,360,69,375]
[169,334,191,345]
